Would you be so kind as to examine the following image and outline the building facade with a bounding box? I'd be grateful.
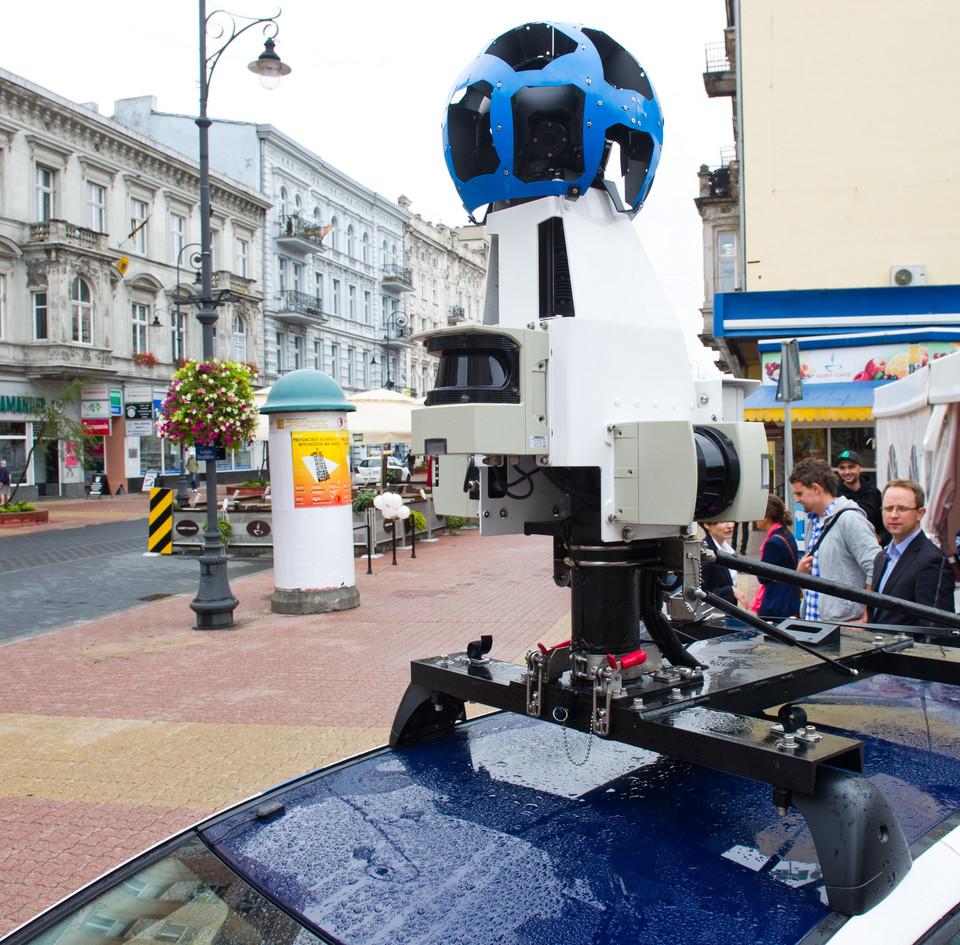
[113,98,413,399]
[697,1,960,490]
[401,199,488,399]
[0,71,268,497]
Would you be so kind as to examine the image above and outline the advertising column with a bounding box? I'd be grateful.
[260,369,359,614]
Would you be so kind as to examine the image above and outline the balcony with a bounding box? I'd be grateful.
[275,215,326,254]
[24,342,117,379]
[447,304,466,325]
[703,40,735,97]
[28,220,109,254]
[381,263,413,294]
[276,289,326,326]
[211,270,257,296]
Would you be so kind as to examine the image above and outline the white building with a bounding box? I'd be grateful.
[113,98,412,397]
[0,71,268,497]
[400,197,488,399]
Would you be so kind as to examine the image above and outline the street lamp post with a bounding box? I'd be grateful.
[189,1,290,630]
[382,310,407,390]
[173,243,202,508]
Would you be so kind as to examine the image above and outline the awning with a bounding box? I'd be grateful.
[743,381,890,422]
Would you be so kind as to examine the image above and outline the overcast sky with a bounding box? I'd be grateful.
[6,0,731,366]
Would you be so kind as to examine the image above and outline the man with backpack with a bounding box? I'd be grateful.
[790,457,880,623]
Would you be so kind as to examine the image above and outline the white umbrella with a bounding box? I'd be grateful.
[346,388,425,445]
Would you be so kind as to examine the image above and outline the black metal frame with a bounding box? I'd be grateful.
[391,537,960,916]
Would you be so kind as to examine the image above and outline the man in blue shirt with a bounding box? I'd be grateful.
[869,479,955,625]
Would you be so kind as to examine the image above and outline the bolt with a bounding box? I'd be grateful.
[482,510,489,518]
[632,697,645,709]
[699,393,709,404]
[668,687,683,701]
[499,508,508,518]
[777,733,798,751]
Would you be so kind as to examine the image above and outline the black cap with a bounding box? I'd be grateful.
[836,450,862,466]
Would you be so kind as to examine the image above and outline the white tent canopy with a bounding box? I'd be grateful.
[346,388,425,446]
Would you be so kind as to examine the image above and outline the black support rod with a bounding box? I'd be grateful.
[715,551,960,631]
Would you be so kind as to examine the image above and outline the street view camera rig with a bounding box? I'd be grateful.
[391,22,960,917]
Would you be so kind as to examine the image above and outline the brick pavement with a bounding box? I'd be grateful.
[0,525,571,933]
[0,494,763,933]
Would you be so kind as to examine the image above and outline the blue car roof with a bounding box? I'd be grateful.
[202,675,960,945]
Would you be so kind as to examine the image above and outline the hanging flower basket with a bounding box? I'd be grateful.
[132,352,159,368]
[156,359,258,448]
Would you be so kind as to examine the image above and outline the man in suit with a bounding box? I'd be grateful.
[870,479,955,625]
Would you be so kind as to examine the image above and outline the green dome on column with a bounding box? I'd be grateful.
[260,369,356,413]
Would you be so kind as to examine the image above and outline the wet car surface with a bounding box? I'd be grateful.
[10,673,960,945]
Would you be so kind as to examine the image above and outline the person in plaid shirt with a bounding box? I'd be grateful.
[789,457,880,623]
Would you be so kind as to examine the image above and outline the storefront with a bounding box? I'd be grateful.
[742,334,960,493]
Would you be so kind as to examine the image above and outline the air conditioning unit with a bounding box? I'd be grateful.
[890,265,926,287]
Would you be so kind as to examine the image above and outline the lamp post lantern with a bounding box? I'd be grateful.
[382,310,407,391]
[189,1,290,629]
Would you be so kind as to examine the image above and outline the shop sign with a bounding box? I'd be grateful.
[760,340,960,386]
[126,419,154,436]
[110,389,122,417]
[82,418,110,435]
[0,393,45,416]
[82,384,110,400]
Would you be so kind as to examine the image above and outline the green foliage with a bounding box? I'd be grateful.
[7,378,98,507]
[445,515,467,531]
[386,469,400,484]
[239,479,269,487]
[217,518,233,542]
[409,509,427,532]
[0,501,37,513]
[353,490,377,513]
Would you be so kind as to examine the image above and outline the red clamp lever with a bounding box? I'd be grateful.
[607,648,647,671]
[538,639,571,655]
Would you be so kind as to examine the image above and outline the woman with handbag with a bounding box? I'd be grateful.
[751,494,802,619]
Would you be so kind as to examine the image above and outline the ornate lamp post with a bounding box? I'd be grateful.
[189,2,290,630]
[382,310,407,390]
[171,243,201,507]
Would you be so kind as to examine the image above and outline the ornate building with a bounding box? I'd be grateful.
[0,70,268,497]
[400,198,488,399]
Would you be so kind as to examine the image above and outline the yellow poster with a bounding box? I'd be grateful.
[290,430,351,508]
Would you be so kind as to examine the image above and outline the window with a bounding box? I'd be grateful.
[294,335,304,370]
[71,277,92,344]
[276,330,287,373]
[233,315,247,361]
[130,198,149,254]
[346,224,355,257]
[0,274,4,338]
[313,338,321,368]
[86,181,106,232]
[36,165,56,221]
[292,261,302,293]
[278,256,289,294]
[364,290,372,324]
[330,216,339,250]
[362,232,369,263]
[131,302,150,354]
[346,346,355,385]
[169,213,186,261]
[348,285,356,320]
[330,342,340,380]
[421,275,427,299]
[171,309,186,363]
[332,279,341,315]
[279,186,289,219]
[717,231,738,294]
[33,292,47,340]
[210,228,221,271]
[314,271,322,302]
[236,237,249,278]
[432,280,438,304]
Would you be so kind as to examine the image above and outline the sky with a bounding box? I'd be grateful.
[5,0,731,367]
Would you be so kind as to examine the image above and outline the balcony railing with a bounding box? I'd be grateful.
[277,214,326,250]
[277,290,325,323]
[29,220,108,253]
[447,304,466,324]
[381,263,413,286]
[704,42,731,73]
[211,270,255,294]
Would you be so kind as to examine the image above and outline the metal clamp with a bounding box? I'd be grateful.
[525,648,546,717]
[591,663,622,737]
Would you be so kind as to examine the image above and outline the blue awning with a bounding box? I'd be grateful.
[743,381,891,422]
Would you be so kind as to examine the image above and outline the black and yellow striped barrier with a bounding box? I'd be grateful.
[148,488,173,554]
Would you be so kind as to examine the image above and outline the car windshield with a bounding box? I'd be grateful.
[25,836,322,945]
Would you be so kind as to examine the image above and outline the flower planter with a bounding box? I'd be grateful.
[0,509,49,528]
[231,486,269,497]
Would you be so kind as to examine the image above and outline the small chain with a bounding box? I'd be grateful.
[561,713,594,766]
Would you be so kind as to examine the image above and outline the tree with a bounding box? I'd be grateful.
[8,379,99,505]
